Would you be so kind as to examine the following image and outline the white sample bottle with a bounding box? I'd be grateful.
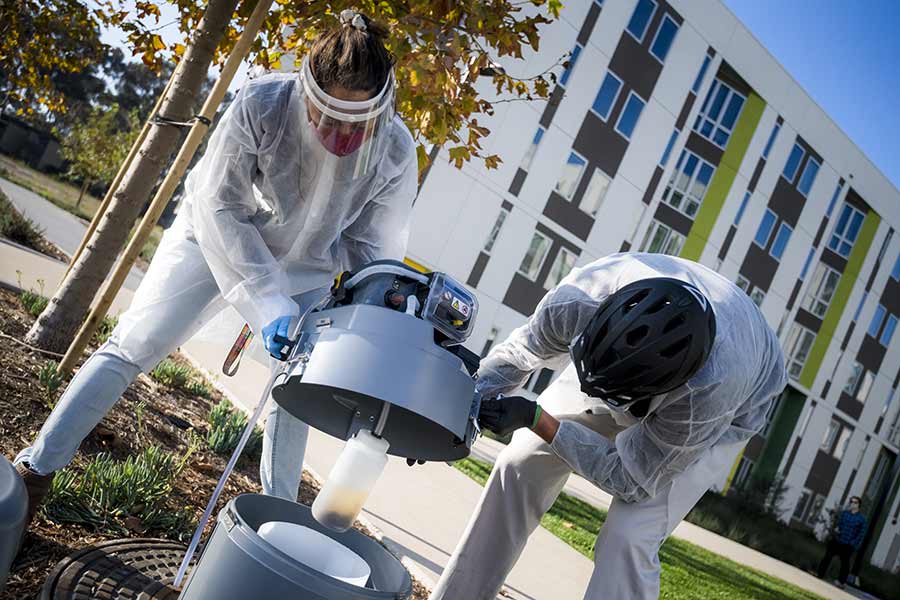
[312,429,390,532]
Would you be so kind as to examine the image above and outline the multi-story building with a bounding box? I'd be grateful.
[406,0,900,572]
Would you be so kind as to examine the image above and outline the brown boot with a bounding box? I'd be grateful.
[14,462,54,529]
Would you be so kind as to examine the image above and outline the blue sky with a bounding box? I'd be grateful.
[723,0,900,190]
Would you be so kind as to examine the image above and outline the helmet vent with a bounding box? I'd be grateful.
[625,325,649,346]
[623,289,650,314]
[645,296,670,314]
[659,336,690,358]
[663,313,687,334]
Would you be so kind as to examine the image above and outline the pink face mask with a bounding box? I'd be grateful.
[315,124,367,157]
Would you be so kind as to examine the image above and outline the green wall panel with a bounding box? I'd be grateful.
[753,387,806,483]
[681,92,766,262]
[799,211,882,389]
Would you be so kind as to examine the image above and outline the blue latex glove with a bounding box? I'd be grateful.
[262,315,294,360]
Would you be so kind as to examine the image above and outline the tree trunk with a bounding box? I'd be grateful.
[75,177,90,210]
[25,0,240,353]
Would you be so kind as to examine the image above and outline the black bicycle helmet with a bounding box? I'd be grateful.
[571,277,717,409]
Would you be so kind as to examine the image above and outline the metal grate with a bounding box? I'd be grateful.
[41,538,196,599]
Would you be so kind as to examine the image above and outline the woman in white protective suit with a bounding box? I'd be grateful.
[14,10,417,529]
[430,252,787,600]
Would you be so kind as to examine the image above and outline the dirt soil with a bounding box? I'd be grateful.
[0,287,429,599]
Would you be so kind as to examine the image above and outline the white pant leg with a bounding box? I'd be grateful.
[431,412,617,600]
[17,226,226,474]
[583,441,745,600]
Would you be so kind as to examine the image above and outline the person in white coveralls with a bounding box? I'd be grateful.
[432,252,787,600]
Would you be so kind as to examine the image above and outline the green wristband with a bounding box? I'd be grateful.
[531,404,543,429]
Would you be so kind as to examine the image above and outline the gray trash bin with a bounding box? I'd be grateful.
[178,494,412,600]
[0,455,27,591]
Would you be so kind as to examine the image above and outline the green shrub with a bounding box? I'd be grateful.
[37,360,63,407]
[43,445,196,539]
[151,359,192,388]
[16,272,49,317]
[207,399,263,459]
[0,192,45,251]
[94,315,118,345]
[185,378,213,399]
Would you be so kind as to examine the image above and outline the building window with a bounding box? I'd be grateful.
[559,44,582,87]
[526,368,556,395]
[692,55,711,94]
[826,182,844,218]
[762,121,781,159]
[555,152,587,200]
[785,323,815,380]
[626,0,657,43]
[483,209,509,254]
[800,248,815,280]
[580,168,611,217]
[881,314,898,347]
[868,304,886,338]
[806,494,825,526]
[520,127,545,172]
[662,150,715,218]
[547,248,577,288]
[760,396,781,437]
[754,209,777,248]
[821,418,840,452]
[853,292,868,322]
[660,129,679,167]
[750,288,766,307]
[734,190,751,225]
[803,264,840,318]
[797,157,821,197]
[793,490,812,521]
[591,72,623,121]
[733,457,754,489]
[770,223,793,260]
[844,362,863,395]
[640,220,685,256]
[615,91,646,140]
[893,253,900,280]
[518,231,551,280]
[694,79,746,148]
[834,427,852,460]
[649,14,679,63]
[828,203,865,258]
[736,275,750,292]
[782,143,805,183]
[481,326,500,358]
[857,370,875,403]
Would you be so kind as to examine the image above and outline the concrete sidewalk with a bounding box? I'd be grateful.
[0,178,858,600]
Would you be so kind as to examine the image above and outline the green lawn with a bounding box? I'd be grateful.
[453,457,825,600]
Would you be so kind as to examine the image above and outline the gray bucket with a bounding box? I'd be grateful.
[0,455,27,591]
[178,494,411,599]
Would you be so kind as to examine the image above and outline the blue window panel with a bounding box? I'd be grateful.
[532,128,544,145]
[592,73,622,120]
[797,157,820,197]
[881,314,898,347]
[734,191,751,225]
[869,304,886,338]
[892,253,900,280]
[720,94,745,130]
[771,223,792,260]
[627,0,657,42]
[762,123,780,159]
[800,248,815,280]
[615,93,646,140]
[782,143,805,182]
[854,292,868,322]
[560,44,582,87]
[846,210,864,242]
[692,55,711,93]
[660,129,679,166]
[826,183,843,217]
[650,15,679,62]
[754,210,777,248]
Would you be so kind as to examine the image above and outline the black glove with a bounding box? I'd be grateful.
[478,396,541,437]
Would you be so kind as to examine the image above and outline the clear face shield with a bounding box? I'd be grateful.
[300,56,395,178]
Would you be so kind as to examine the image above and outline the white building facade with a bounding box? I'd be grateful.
[406,0,900,571]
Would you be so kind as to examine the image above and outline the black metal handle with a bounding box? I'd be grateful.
[268,334,296,361]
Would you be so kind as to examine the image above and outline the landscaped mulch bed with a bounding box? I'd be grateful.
[0,287,428,599]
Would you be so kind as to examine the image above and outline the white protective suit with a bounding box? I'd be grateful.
[18,72,418,502]
[431,252,787,599]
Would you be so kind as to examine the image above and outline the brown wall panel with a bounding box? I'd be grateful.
[653,201,694,237]
[813,217,829,248]
[539,86,565,128]
[675,93,696,131]
[740,243,779,291]
[795,308,822,334]
[748,158,766,193]
[467,252,490,288]
[573,114,630,179]
[858,334,887,372]
[685,131,725,166]
[821,248,849,273]
[769,176,806,227]
[837,392,864,421]
[608,32,662,102]
[543,192,594,241]
[576,1,602,45]
[804,450,840,496]
[883,277,900,315]
[503,273,549,317]
[508,168,527,196]
[718,225,737,261]
[642,167,664,205]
